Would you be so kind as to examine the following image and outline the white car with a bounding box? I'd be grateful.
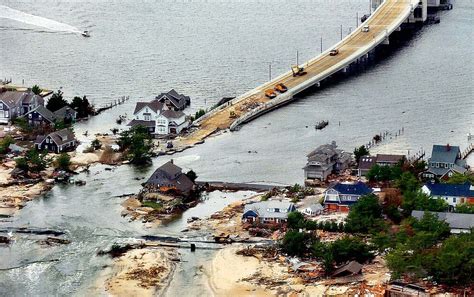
[362,25,370,32]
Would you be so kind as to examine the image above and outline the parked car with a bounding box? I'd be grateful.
[274,83,288,93]
[329,49,339,56]
[265,89,277,99]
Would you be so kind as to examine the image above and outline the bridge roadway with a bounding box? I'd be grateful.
[183,0,420,145]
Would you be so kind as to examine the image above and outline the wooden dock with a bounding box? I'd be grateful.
[461,143,474,160]
[95,96,130,115]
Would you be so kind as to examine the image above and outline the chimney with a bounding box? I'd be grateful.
[446,144,450,151]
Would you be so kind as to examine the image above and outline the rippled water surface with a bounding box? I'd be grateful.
[0,0,473,295]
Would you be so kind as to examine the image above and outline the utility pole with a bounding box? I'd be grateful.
[356,12,359,27]
[296,50,299,65]
[340,25,343,40]
[320,36,323,53]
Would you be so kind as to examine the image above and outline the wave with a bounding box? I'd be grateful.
[0,5,81,34]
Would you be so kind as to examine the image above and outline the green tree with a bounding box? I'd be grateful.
[55,153,71,171]
[354,146,369,164]
[13,117,31,133]
[194,109,206,121]
[185,170,198,182]
[117,125,153,165]
[0,136,14,155]
[26,149,48,172]
[395,172,420,194]
[31,85,42,95]
[46,90,68,112]
[91,139,102,150]
[15,157,29,171]
[287,211,305,230]
[281,230,315,257]
[401,190,449,216]
[345,194,384,234]
[455,203,474,214]
[71,95,94,118]
[444,172,474,184]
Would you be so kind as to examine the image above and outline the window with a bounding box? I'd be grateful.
[0,105,3,110]
[453,197,456,203]
[144,115,150,121]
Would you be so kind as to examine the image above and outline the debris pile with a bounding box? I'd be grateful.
[126,265,167,288]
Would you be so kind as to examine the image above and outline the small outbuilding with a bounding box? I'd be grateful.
[303,203,324,216]
[331,261,363,277]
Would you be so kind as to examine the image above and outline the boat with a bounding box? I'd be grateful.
[315,120,329,130]
[81,30,90,37]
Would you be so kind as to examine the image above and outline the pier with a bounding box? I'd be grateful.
[183,0,432,145]
[461,143,474,160]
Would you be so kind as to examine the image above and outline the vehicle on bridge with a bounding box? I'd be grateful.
[274,83,288,93]
[362,25,370,32]
[291,65,307,77]
[329,49,339,56]
[265,89,277,99]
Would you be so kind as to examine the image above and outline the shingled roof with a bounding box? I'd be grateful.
[133,100,164,114]
[155,89,190,110]
[331,181,373,196]
[26,106,56,123]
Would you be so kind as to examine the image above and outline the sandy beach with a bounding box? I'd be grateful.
[102,247,177,297]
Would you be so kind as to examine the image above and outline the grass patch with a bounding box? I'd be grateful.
[141,200,163,210]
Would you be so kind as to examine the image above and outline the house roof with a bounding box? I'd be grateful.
[376,154,405,163]
[25,106,56,123]
[155,89,190,110]
[35,128,76,146]
[332,261,363,277]
[430,144,460,164]
[22,92,44,106]
[330,181,373,196]
[424,182,474,197]
[127,119,156,128]
[161,110,185,119]
[425,166,467,177]
[0,91,25,108]
[146,161,194,194]
[307,142,338,160]
[53,106,77,118]
[243,200,295,219]
[411,210,474,230]
[306,203,324,212]
[133,100,164,114]
[358,155,377,171]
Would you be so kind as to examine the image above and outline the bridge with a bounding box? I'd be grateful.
[183,0,428,145]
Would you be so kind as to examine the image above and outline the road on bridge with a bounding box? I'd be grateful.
[182,0,412,145]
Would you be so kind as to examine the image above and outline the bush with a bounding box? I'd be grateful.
[55,153,71,171]
[287,212,305,230]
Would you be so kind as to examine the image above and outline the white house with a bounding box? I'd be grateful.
[421,182,474,210]
[303,203,324,216]
[128,99,189,136]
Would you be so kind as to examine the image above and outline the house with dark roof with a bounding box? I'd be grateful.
[421,182,474,209]
[358,154,405,176]
[0,90,44,124]
[145,160,195,196]
[128,96,189,136]
[411,210,474,233]
[53,106,77,123]
[155,89,191,111]
[423,144,467,180]
[303,141,352,182]
[24,106,56,127]
[242,200,296,225]
[34,128,76,153]
[323,181,374,212]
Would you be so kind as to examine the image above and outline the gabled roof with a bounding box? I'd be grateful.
[424,182,473,197]
[307,142,338,159]
[411,210,474,230]
[146,161,194,194]
[376,154,405,163]
[35,128,76,146]
[306,203,324,212]
[22,92,44,106]
[133,100,164,114]
[430,144,460,164]
[330,181,373,196]
[0,91,25,108]
[53,106,77,118]
[127,119,156,128]
[161,110,185,119]
[243,200,295,219]
[25,106,56,123]
[358,155,377,171]
[332,261,363,277]
[155,89,190,109]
